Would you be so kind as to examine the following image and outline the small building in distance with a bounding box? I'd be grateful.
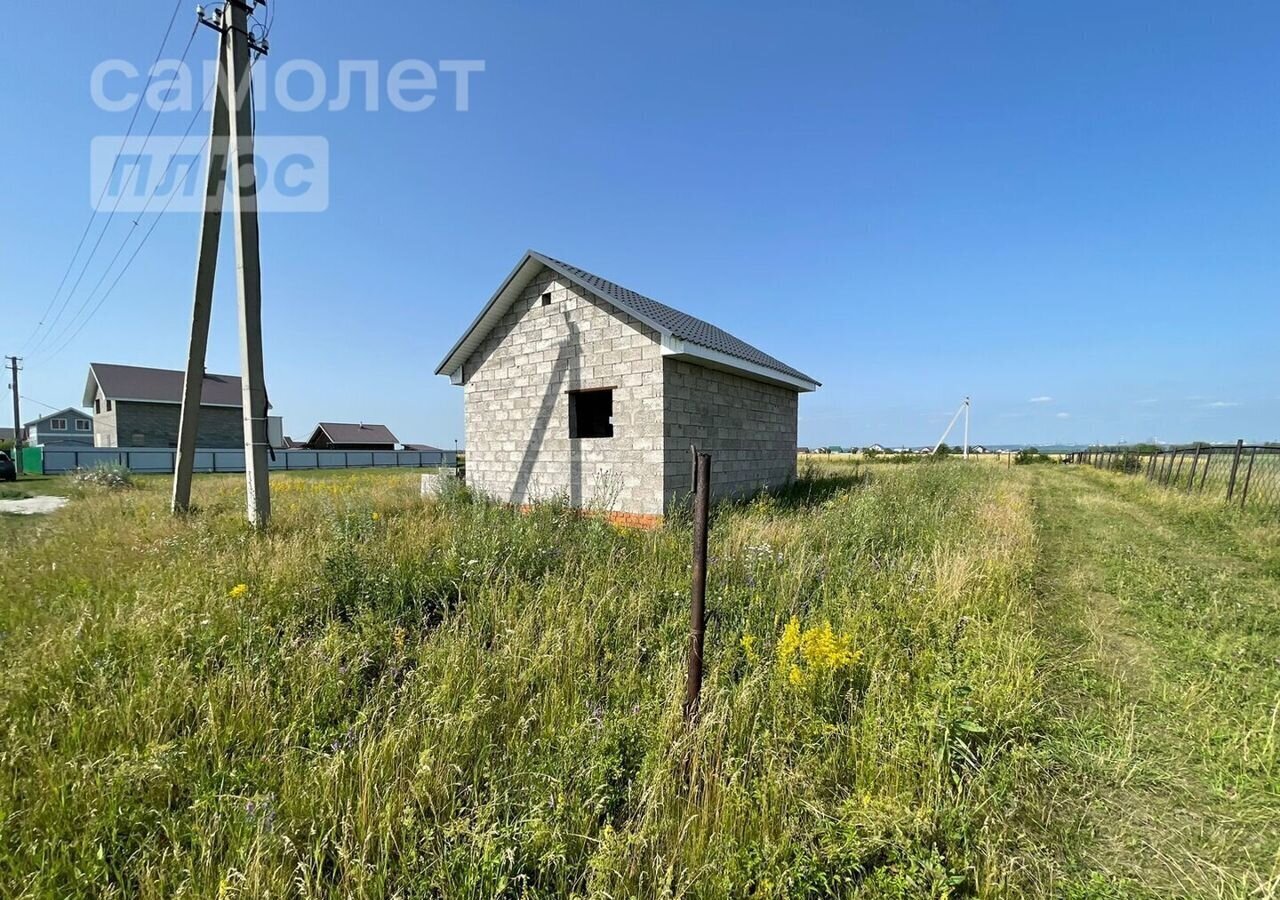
[23,408,94,446]
[436,250,819,520]
[402,443,443,452]
[84,362,283,449]
[305,422,399,451]
[866,443,888,453]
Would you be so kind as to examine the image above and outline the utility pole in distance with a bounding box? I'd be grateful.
[172,0,271,526]
[6,356,21,476]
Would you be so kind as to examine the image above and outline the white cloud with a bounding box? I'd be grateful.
[1055,412,1070,419]
[1029,396,1052,403]
[1205,400,1239,408]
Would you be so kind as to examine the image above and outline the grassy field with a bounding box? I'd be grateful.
[0,463,1275,897]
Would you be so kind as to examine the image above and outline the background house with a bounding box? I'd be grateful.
[436,250,819,518]
[24,408,94,446]
[305,422,399,450]
[84,362,283,449]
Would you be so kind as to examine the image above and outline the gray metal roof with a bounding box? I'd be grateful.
[85,363,245,407]
[312,422,400,445]
[24,407,90,428]
[435,251,819,391]
[533,253,818,386]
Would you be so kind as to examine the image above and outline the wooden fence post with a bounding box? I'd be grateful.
[1186,446,1201,493]
[1239,448,1257,508]
[1226,439,1244,501]
[683,452,712,723]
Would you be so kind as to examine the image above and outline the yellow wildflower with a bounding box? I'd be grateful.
[228,583,249,599]
[776,617,802,671]
[740,633,760,666]
[371,511,382,522]
[776,616,860,687]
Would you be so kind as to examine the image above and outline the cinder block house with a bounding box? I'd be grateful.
[83,362,282,449]
[436,251,819,520]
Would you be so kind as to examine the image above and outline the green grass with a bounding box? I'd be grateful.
[0,465,1046,897]
[1024,465,1280,897]
[0,472,76,500]
[0,463,1274,897]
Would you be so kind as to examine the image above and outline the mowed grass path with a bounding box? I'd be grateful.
[1027,465,1280,897]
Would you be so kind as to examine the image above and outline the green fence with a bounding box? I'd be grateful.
[19,446,43,475]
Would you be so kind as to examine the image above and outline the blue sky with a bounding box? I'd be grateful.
[3,1,1277,448]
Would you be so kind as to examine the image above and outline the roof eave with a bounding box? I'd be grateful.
[435,251,545,377]
[661,337,820,393]
[435,250,819,394]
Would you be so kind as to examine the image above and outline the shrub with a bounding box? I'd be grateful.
[1014,447,1052,465]
[70,463,133,489]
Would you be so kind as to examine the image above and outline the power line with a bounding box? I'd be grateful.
[40,125,215,366]
[32,21,200,356]
[22,0,188,354]
[20,395,63,413]
[35,79,215,363]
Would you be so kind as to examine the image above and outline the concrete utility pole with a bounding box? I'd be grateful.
[6,356,21,475]
[172,0,271,526]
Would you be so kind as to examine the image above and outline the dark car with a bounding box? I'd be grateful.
[0,450,15,481]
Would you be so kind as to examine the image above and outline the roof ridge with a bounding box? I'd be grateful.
[530,251,818,386]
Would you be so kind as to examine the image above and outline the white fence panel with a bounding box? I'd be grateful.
[40,447,458,475]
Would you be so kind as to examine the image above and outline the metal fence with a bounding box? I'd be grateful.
[35,446,457,475]
[1066,441,1279,510]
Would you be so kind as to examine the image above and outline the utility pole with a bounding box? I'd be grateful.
[933,396,971,458]
[6,356,21,476]
[172,0,271,526]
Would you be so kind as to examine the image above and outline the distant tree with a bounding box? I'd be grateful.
[863,447,881,459]
[1014,447,1051,465]
[936,442,951,456]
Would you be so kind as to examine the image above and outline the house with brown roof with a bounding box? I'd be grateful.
[436,250,819,519]
[83,363,281,449]
[305,422,399,451]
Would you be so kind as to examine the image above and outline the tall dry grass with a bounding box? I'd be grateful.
[0,465,1043,898]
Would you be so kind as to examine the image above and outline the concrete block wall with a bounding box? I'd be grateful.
[462,265,668,515]
[103,402,245,449]
[662,358,798,507]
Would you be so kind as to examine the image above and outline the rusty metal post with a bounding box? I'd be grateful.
[1239,447,1257,508]
[683,452,712,723]
[1226,439,1244,501]
[1173,451,1185,486]
[1199,448,1212,491]
[1186,446,1201,493]
[1163,451,1176,486]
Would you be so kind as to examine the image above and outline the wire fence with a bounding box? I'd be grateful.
[1066,441,1280,511]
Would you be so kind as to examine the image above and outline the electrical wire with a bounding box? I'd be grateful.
[20,0,187,354]
[31,21,200,356]
[37,82,217,364]
[20,395,65,414]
